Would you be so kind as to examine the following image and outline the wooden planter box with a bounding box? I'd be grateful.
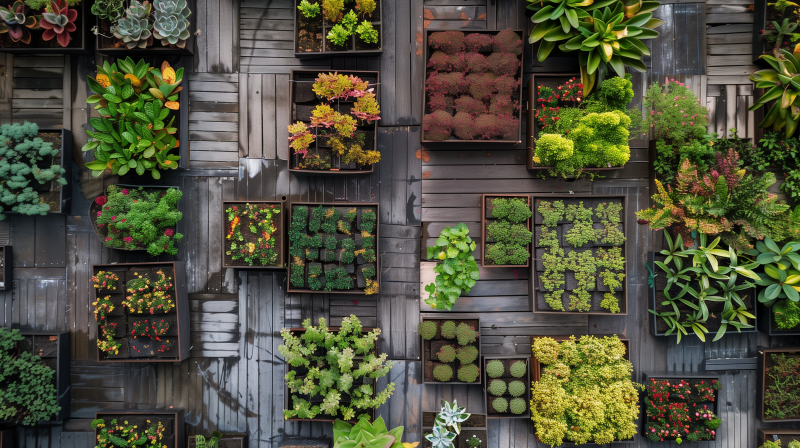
[18,331,70,424]
[482,355,531,419]
[647,251,758,338]
[532,194,628,315]
[0,1,91,54]
[288,70,379,174]
[90,185,181,252]
[95,410,185,448]
[758,429,800,446]
[527,74,626,173]
[222,200,285,269]
[419,313,481,385]
[0,246,11,291]
[188,435,245,448]
[286,202,379,294]
[421,412,487,448]
[757,300,800,336]
[95,0,196,56]
[293,0,383,57]
[283,326,379,423]
[480,194,531,268]
[641,373,721,442]
[421,29,524,144]
[757,347,800,422]
[92,262,189,363]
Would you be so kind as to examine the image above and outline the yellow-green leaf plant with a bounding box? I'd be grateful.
[749,48,800,138]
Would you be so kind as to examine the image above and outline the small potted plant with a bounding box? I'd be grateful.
[0,0,90,53]
[422,223,479,311]
[223,201,283,269]
[480,194,532,268]
[759,429,800,447]
[332,415,413,446]
[483,355,530,419]
[418,315,480,385]
[747,238,800,335]
[294,0,382,56]
[422,400,487,448]
[643,374,722,442]
[93,0,195,54]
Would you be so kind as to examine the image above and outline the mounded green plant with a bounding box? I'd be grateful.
[509,398,526,415]
[455,322,478,346]
[508,380,525,397]
[761,440,800,448]
[437,345,456,363]
[485,197,532,266]
[775,299,800,330]
[747,237,800,330]
[488,379,507,396]
[297,0,320,18]
[332,415,407,448]
[492,397,508,413]
[425,223,479,310]
[487,221,532,246]
[509,360,526,378]
[419,321,437,340]
[490,197,532,223]
[434,364,453,382]
[457,363,479,383]
[456,345,478,364]
[441,321,456,339]
[486,359,504,378]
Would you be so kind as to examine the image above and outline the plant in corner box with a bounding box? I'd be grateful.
[92,418,167,448]
[84,58,183,179]
[746,238,800,329]
[111,0,153,49]
[424,223,479,311]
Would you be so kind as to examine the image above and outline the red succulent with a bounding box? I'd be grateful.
[39,0,77,48]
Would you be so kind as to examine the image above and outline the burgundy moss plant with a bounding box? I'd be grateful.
[428,51,452,71]
[428,93,454,114]
[449,53,467,72]
[463,52,488,73]
[492,29,523,55]
[494,74,519,96]
[423,110,453,141]
[428,30,465,54]
[467,73,497,101]
[454,96,486,116]
[464,33,493,52]
[452,112,476,140]
[426,72,469,97]
[487,53,520,77]
[490,95,517,116]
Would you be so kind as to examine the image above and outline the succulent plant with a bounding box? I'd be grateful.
[434,399,471,435]
[433,364,453,382]
[508,380,526,397]
[440,321,456,339]
[418,321,437,340]
[425,424,456,448]
[509,398,526,415]
[152,0,190,48]
[509,360,526,378]
[488,379,507,396]
[437,345,456,363]
[457,363,479,382]
[39,0,77,47]
[455,322,478,346]
[111,0,153,49]
[492,397,508,413]
[0,0,39,44]
[486,359,504,378]
[456,345,478,364]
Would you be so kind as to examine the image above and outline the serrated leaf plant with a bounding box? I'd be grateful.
[83,57,183,179]
[424,223,480,311]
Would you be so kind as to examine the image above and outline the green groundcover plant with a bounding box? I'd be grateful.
[764,352,800,420]
[484,196,532,266]
[0,327,61,425]
[424,223,479,310]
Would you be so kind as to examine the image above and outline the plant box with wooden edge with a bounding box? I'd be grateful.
[188,435,245,448]
[421,29,524,144]
[94,0,196,56]
[646,251,758,338]
[759,429,800,446]
[89,184,180,252]
[480,194,531,268]
[95,409,185,448]
[640,372,722,443]
[0,246,11,291]
[288,69,379,174]
[757,299,800,336]
[293,0,383,57]
[526,74,627,174]
[222,200,285,270]
[283,325,379,424]
[757,346,800,422]
[92,261,189,363]
[3,128,72,217]
[421,411,487,448]
[532,194,628,315]
[481,354,531,419]
[0,1,92,54]
[17,331,70,424]
[286,202,379,294]
[419,313,481,385]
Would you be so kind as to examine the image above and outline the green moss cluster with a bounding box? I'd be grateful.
[418,321,437,340]
[441,321,456,339]
[455,322,478,346]
[492,397,508,412]
[509,361,526,378]
[434,364,453,382]
[456,345,478,364]
[508,380,526,397]
[488,379,507,396]
[509,398,526,415]
[437,345,456,363]
[457,364,479,382]
[486,359,504,378]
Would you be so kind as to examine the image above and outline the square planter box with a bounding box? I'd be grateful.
[759,429,800,446]
[288,70,379,174]
[480,194,531,268]
[419,313,481,385]
[647,251,758,338]
[528,40,580,74]
[92,262,189,362]
[4,128,72,217]
[482,355,531,419]
[95,410,185,448]
[283,326,379,423]
[526,74,626,174]
[422,411,487,448]
[0,246,11,291]
[188,435,245,448]
[757,300,800,336]
[222,200,286,269]
[757,347,800,422]
[0,1,91,54]
[286,202,379,294]
[18,331,70,424]
[532,194,628,315]
[294,0,383,57]
[641,373,721,443]
[95,0,196,56]
[421,29,524,144]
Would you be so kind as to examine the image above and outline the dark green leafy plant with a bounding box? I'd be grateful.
[764,352,800,420]
[750,50,800,138]
[327,24,350,46]
[425,223,479,310]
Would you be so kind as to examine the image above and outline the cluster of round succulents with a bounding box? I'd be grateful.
[437,345,456,363]
[457,364,480,382]
[425,320,480,383]
[486,359,504,378]
[492,397,508,413]
[440,321,457,339]
[433,364,453,382]
[456,345,478,364]
[488,379,507,396]
[509,398,526,415]
[508,380,526,397]
[455,322,478,345]
[418,321,437,340]
[509,360,526,378]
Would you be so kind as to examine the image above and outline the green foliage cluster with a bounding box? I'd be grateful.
[418,321,437,340]
[279,316,394,421]
[0,328,60,425]
[508,380,525,397]
[746,238,800,330]
[488,379,507,396]
[509,361,526,378]
[425,223,479,310]
[426,320,480,384]
[456,346,478,364]
[332,416,407,448]
[437,345,456,363]
[0,122,66,219]
[486,359,504,378]
[759,132,800,203]
[457,364,479,383]
[297,0,320,18]
[761,440,800,448]
[492,397,508,413]
[643,79,709,147]
[316,0,378,45]
[92,418,167,448]
[531,335,641,446]
[441,321,456,339]
[455,322,477,346]
[485,197,532,266]
[509,398,526,415]
[433,364,453,382]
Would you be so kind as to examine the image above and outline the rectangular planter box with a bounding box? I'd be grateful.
[641,373,721,443]
[759,429,800,446]
[0,1,91,54]
[529,41,580,74]
[19,331,70,424]
[647,251,759,338]
[757,347,800,422]
[95,0,196,56]
[422,412,487,448]
[92,261,189,362]
[482,355,531,419]
[288,70,379,174]
[221,200,286,269]
[532,194,628,315]
[188,435,245,448]
[526,74,625,174]
[294,0,383,57]
[480,194,531,268]
[95,410,185,448]
[0,430,11,448]
[286,202,379,294]
[757,300,800,336]
[419,313,481,385]
[421,29,524,144]
[0,246,11,291]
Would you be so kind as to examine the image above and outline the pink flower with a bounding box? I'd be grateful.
[95,196,107,206]
[122,188,129,195]
[97,211,102,217]
[690,122,693,125]
[105,237,112,242]
[682,122,685,125]
[124,237,132,243]
[111,216,116,221]
[164,229,174,237]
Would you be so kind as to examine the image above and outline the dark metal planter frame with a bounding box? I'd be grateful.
[641,372,721,443]
[480,194,531,268]
[419,313,481,385]
[19,331,70,425]
[421,29,524,144]
[482,354,531,419]
[757,347,800,422]
[95,410,185,448]
[0,1,91,54]
[95,0,196,56]
[92,261,190,363]
[0,246,11,292]
[758,429,800,447]
[531,194,629,316]
[293,0,384,57]
[221,200,286,270]
[288,69,379,174]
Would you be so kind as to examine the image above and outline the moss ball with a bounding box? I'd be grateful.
[467,73,497,101]
[494,74,519,96]
[437,344,457,363]
[509,360,526,378]
[457,363,480,382]
[452,112,476,140]
[489,95,516,116]
[434,364,453,382]
[464,33,493,52]
[418,321,437,340]
[463,52,488,73]
[454,96,486,116]
[428,31,465,54]
[492,397,508,413]
[449,53,468,72]
[440,320,457,339]
[456,345,479,364]
[486,359,505,378]
[475,114,502,139]
[428,93,454,114]
[492,29,523,55]
[488,379,507,397]
[423,110,453,141]
[487,53,519,77]
[509,398,526,415]
[427,72,469,97]
[508,380,526,397]
[428,51,452,71]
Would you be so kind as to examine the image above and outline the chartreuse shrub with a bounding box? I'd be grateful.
[425,223,479,310]
[332,415,408,448]
[0,122,67,219]
[530,335,642,446]
[279,315,394,421]
[0,328,61,425]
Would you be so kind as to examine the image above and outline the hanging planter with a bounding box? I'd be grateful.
[94,0,195,55]
[0,0,91,53]
[294,0,383,57]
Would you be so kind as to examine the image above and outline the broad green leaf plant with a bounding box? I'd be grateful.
[748,238,800,312]
[424,223,479,311]
[333,416,408,448]
[83,57,183,179]
[750,49,800,138]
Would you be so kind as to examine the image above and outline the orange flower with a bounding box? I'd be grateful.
[165,101,179,110]
[96,74,110,88]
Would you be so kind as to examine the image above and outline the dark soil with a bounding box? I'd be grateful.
[294,79,318,103]
[324,30,353,51]
[104,339,129,359]
[296,0,323,53]
[106,316,127,337]
[129,337,156,358]
[458,430,487,448]
[34,336,58,358]
[18,335,33,353]
[223,202,283,267]
[422,319,480,383]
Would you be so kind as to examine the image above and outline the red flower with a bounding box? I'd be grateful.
[95,196,107,206]
[122,188,129,195]
[124,237,133,243]
[164,229,174,237]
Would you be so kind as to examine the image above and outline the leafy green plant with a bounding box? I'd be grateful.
[328,23,350,46]
[764,352,800,420]
[747,238,800,328]
[322,0,344,21]
[425,223,479,310]
[425,424,455,448]
[91,0,125,24]
[297,0,320,18]
[508,380,525,397]
[0,328,60,425]
[751,49,800,138]
[332,416,406,448]
[92,418,167,447]
[355,20,378,43]
[225,203,281,267]
[490,197,532,222]
[509,361,525,378]
[195,433,221,448]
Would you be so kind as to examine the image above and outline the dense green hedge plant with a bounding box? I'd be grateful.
[485,197,532,266]
[0,122,67,219]
[279,315,394,421]
[424,223,479,310]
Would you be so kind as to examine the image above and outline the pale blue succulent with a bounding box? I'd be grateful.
[152,0,191,47]
[425,424,456,448]
[435,399,471,435]
[111,0,153,49]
